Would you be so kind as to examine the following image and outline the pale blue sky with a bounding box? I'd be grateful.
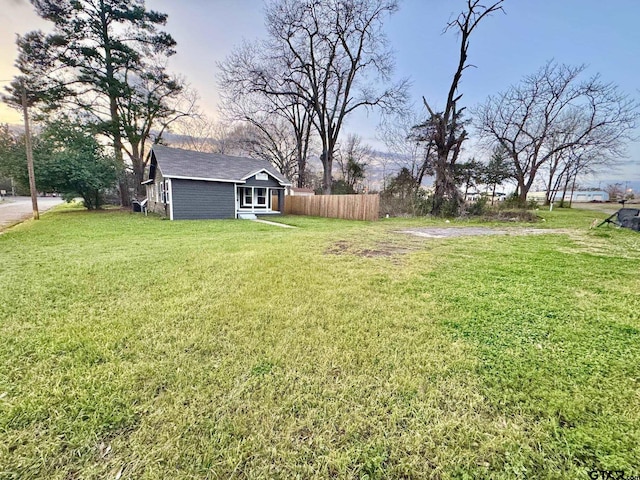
[1,0,638,186]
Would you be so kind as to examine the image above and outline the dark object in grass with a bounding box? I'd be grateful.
[597,208,640,232]
[131,199,148,214]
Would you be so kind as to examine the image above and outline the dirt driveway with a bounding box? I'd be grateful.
[0,196,64,231]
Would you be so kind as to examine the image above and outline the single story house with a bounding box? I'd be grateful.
[143,145,292,220]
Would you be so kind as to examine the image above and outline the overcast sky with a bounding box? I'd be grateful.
[1,0,638,187]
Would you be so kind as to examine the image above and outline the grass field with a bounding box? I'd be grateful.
[1,205,639,479]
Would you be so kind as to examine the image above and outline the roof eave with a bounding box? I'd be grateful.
[165,174,246,184]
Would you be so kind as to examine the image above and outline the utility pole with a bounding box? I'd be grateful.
[21,86,39,220]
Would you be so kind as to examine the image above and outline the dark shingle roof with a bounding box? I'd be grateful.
[151,145,291,185]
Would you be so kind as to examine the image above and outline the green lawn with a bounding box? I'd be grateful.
[1,206,639,479]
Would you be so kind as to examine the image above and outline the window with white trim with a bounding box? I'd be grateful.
[164,180,170,204]
[160,181,165,203]
[243,188,252,206]
[256,187,266,206]
[240,187,270,209]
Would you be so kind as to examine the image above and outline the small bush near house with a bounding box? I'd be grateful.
[380,190,432,217]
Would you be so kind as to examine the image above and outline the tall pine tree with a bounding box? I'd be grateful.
[17,0,178,205]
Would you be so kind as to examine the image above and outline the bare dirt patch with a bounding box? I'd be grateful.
[325,240,418,258]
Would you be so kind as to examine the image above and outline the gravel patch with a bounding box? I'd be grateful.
[398,227,566,238]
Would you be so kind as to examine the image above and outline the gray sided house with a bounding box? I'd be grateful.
[143,145,291,220]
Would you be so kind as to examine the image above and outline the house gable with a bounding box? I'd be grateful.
[144,155,169,217]
[243,169,285,188]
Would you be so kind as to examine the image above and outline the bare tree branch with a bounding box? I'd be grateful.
[218,0,406,193]
[474,61,639,204]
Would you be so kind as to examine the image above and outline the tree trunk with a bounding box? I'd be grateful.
[321,149,333,195]
[296,139,306,188]
[545,172,554,206]
[569,175,577,208]
[296,125,311,188]
[132,160,145,197]
[21,87,39,220]
[101,6,130,207]
[322,159,333,194]
[128,146,146,198]
[559,173,571,208]
[518,180,528,206]
[544,158,561,206]
[110,99,129,206]
[432,155,460,216]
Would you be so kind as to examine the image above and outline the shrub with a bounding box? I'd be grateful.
[465,196,488,216]
[380,190,431,217]
[432,196,460,218]
[502,193,538,210]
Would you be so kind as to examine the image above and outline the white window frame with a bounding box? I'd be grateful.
[239,186,270,210]
[255,187,267,207]
[242,187,253,207]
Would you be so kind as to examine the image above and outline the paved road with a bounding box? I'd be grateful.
[0,196,65,231]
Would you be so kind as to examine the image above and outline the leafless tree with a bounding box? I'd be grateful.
[416,0,504,215]
[230,120,302,181]
[606,183,625,202]
[557,148,602,207]
[336,134,371,192]
[171,114,302,181]
[220,0,406,194]
[379,109,435,192]
[475,61,639,204]
[171,115,239,154]
[217,42,315,186]
[542,143,607,206]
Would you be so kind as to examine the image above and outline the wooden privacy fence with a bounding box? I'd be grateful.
[284,194,380,221]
